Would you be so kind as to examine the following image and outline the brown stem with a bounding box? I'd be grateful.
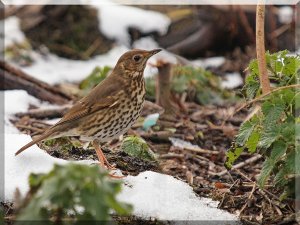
[155,61,177,116]
[256,4,271,94]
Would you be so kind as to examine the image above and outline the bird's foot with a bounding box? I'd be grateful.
[93,140,124,178]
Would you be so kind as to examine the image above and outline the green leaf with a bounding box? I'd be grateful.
[262,98,285,125]
[225,147,243,168]
[281,119,295,143]
[229,50,299,199]
[258,124,280,148]
[17,164,132,221]
[246,130,260,153]
[245,78,260,100]
[121,136,156,161]
[171,66,229,105]
[270,140,287,161]
[236,116,258,146]
[258,140,287,187]
[274,150,296,187]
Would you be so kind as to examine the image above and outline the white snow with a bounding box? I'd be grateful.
[192,57,226,69]
[3,90,44,134]
[3,134,70,201]
[119,171,238,222]
[20,46,130,85]
[221,72,244,89]
[169,137,200,151]
[92,1,171,45]
[278,6,293,24]
[2,16,26,49]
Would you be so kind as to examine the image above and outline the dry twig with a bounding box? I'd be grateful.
[217,154,263,176]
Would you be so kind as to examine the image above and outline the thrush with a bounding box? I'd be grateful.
[15,48,161,169]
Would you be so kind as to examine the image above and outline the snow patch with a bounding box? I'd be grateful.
[93,3,171,45]
[2,16,26,49]
[278,6,293,24]
[19,45,128,85]
[119,171,238,222]
[192,57,225,69]
[3,90,44,134]
[221,72,244,89]
[3,134,69,201]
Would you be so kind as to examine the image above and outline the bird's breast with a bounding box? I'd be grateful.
[80,79,145,142]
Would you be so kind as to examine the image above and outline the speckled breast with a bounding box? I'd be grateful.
[80,77,145,142]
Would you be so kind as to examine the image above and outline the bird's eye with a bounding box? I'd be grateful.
[133,55,142,62]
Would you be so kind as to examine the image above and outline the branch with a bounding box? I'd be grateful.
[217,154,263,176]
[222,84,300,126]
[1,60,74,105]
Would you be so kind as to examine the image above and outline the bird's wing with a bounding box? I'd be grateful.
[53,74,126,127]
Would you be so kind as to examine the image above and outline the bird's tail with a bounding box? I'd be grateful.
[15,130,55,156]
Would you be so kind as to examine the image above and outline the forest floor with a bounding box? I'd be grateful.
[3,96,296,225]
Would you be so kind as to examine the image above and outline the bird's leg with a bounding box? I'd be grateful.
[92,140,115,170]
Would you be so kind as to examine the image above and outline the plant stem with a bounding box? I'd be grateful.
[256,4,271,94]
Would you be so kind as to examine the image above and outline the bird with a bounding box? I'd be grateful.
[15,48,162,169]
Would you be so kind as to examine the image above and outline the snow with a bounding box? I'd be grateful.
[119,171,238,222]
[169,137,200,150]
[221,72,244,89]
[278,6,293,24]
[193,57,226,69]
[92,1,171,45]
[20,45,129,85]
[3,90,43,134]
[1,16,26,50]
[3,134,70,201]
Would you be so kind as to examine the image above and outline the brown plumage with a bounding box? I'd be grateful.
[15,49,161,167]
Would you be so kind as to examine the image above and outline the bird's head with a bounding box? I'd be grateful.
[115,49,161,76]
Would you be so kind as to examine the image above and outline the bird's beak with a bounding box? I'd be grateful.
[147,48,162,58]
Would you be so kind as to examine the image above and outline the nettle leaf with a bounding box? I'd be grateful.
[121,136,156,161]
[246,59,261,99]
[259,99,285,148]
[258,124,280,148]
[270,140,287,161]
[262,98,285,125]
[274,149,296,188]
[227,50,298,198]
[226,147,243,168]
[281,118,295,143]
[236,116,258,146]
[246,130,260,153]
[281,89,295,106]
[258,140,287,187]
[244,76,260,100]
[17,164,132,221]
